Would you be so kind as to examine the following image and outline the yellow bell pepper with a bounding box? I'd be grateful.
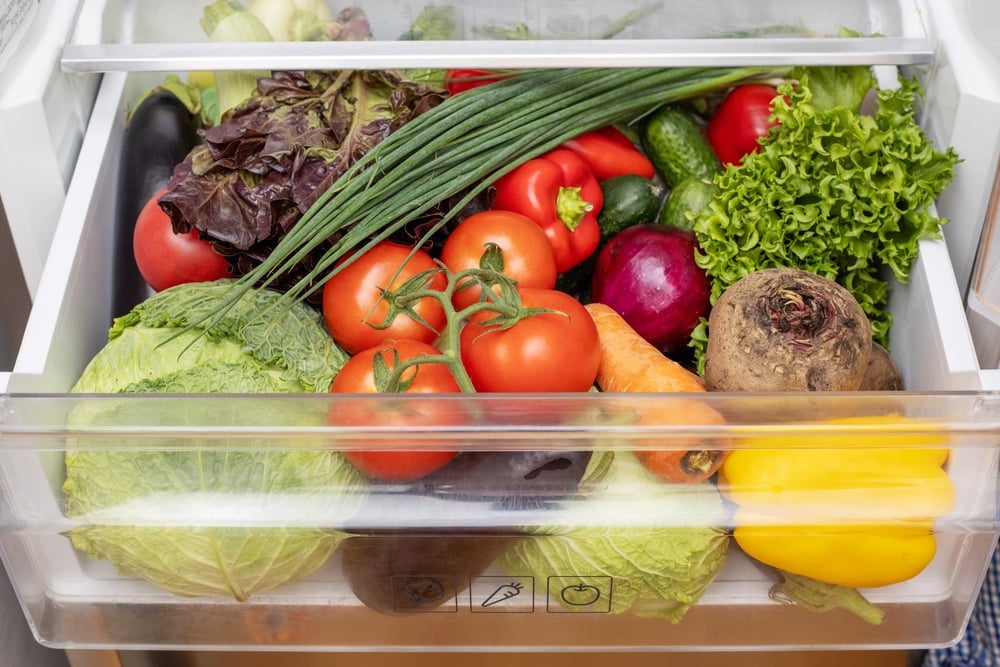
[720,415,956,589]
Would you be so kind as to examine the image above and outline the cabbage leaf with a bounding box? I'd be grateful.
[498,453,729,622]
[65,281,364,600]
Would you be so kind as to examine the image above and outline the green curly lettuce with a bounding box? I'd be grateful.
[691,69,960,369]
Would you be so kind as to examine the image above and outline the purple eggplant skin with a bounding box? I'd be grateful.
[412,450,594,506]
[113,89,200,315]
[341,531,522,616]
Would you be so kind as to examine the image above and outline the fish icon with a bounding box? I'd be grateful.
[481,581,524,607]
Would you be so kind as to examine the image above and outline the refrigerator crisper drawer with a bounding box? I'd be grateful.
[2,0,1000,653]
[62,0,935,70]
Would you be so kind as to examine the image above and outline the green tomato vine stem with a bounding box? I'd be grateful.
[378,255,557,395]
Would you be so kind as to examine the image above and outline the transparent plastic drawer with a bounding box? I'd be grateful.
[0,59,997,650]
[62,0,935,72]
[0,0,997,653]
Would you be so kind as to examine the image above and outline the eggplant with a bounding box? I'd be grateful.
[412,450,594,508]
[113,86,201,315]
[341,531,522,615]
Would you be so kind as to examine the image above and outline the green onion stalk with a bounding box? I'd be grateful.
[200,66,788,326]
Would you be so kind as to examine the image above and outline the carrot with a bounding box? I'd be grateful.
[585,302,705,393]
[584,302,729,483]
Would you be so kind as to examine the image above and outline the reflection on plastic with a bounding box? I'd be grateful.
[0,0,38,71]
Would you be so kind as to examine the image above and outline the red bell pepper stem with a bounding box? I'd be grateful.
[555,186,592,232]
[492,148,603,273]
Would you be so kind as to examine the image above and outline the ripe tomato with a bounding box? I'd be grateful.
[133,188,230,292]
[444,69,509,95]
[322,241,447,354]
[459,287,600,393]
[440,210,558,310]
[706,84,783,166]
[331,340,460,394]
[330,339,462,481]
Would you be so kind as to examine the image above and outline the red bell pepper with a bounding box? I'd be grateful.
[559,126,656,181]
[492,148,602,273]
[444,69,511,95]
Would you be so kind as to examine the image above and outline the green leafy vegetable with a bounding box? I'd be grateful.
[692,70,960,364]
[160,70,447,301]
[200,0,376,118]
[64,452,356,601]
[246,0,337,42]
[65,281,363,600]
[200,0,273,115]
[791,64,876,114]
[73,280,348,393]
[398,4,460,40]
[499,452,729,622]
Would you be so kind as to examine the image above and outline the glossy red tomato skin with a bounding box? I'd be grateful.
[440,210,558,310]
[132,189,230,292]
[340,448,457,482]
[706,84,783,166]
[322,241,447,354]
[459,287,600,393]
[331,340,460,394]
[330,339,461,481]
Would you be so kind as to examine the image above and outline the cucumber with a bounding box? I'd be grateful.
[660,178,719,231]
[640,105,721,188]
[597,174,663,241]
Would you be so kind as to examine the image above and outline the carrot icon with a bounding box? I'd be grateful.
[482,582,524,607]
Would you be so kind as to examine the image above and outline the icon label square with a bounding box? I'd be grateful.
[390,575,458,613]
[546,575,613,613]
[470,576,535,613]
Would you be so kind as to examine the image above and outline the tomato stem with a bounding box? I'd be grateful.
[382,253,554,394]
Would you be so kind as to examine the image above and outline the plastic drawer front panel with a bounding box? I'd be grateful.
[2,53,999,652]
[0,390,997,650]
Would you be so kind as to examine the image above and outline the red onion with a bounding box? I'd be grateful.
[590,224,711,353]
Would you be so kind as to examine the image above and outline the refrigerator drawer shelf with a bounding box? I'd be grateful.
[0,59,998,651]
[61,0,935,72]
[0,0,998,653]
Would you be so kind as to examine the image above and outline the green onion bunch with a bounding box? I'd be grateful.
[209,66,783,322]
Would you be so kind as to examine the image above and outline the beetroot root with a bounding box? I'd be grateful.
[859,342,904,391]
[705,268,873,392]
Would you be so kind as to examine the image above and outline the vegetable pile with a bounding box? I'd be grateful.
[74,4,966,625]
[158,69,448,299]
[691,66,960,353]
